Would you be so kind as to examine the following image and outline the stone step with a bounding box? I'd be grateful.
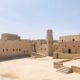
[57,66,72,74]
[32,53,44,58]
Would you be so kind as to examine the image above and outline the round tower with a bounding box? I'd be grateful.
[47,29,53,56]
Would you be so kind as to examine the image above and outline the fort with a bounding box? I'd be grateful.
[0,29,80,60]
[1,29,80,75]
[0,29,54,60]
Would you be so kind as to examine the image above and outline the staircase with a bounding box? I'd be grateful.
[32,53,44,58]
[57,66,72,74]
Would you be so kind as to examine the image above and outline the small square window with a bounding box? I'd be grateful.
[3,49,4,52]
[62,40,63,42]
[6,49,8,51]
[13,49,15,51]
[72,39,75,41]
[19,49,21,51]
[16,49,18,51]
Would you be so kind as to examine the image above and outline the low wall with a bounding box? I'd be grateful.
[53,59,70,69]
[54,62,63,69]
[53,59,80,74]
[58,59,71,63]
[71,66,80,73]
[54,53,80,59]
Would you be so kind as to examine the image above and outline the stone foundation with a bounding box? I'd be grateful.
[53,59,80,74]
[54,52,80,59]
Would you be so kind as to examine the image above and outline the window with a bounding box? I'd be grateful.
[13,49,15,51]
[62,40,63,42]
[16,49,18,51]
[72,39,75,41]
[6,49,8,52]
[3,49,4,52]
[19,49,21,51]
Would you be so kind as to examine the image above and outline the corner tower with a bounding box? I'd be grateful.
[47,29,53,56]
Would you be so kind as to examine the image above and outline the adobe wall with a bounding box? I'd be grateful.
[54,53,80,59]
[1,33,20,40]
[53,42,59,52]
[71,66,80,73]
[60,35,80,42]
[59,41,80,53]
[35,40,48,56]
[0,40,32,59]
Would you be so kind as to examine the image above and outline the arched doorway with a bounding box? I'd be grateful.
[68,49,71,54]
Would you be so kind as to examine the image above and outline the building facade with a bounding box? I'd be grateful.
[54,35,80,59]
[0,30,55,60]
[1,29,79,60]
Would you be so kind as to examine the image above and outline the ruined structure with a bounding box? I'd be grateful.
[0,33,32,60]
[0,30,55,60]
[54,35,80,59]
[0,29,79,60]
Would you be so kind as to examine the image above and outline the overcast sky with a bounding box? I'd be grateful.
[0,0,80,39]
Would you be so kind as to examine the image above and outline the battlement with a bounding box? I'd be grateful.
[1,33,21,40]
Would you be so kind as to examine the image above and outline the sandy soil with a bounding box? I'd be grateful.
[0,57,80,80]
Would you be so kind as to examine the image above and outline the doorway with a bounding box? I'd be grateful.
[68,49,71,54]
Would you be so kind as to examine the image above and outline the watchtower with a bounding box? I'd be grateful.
[47,29,53,56]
